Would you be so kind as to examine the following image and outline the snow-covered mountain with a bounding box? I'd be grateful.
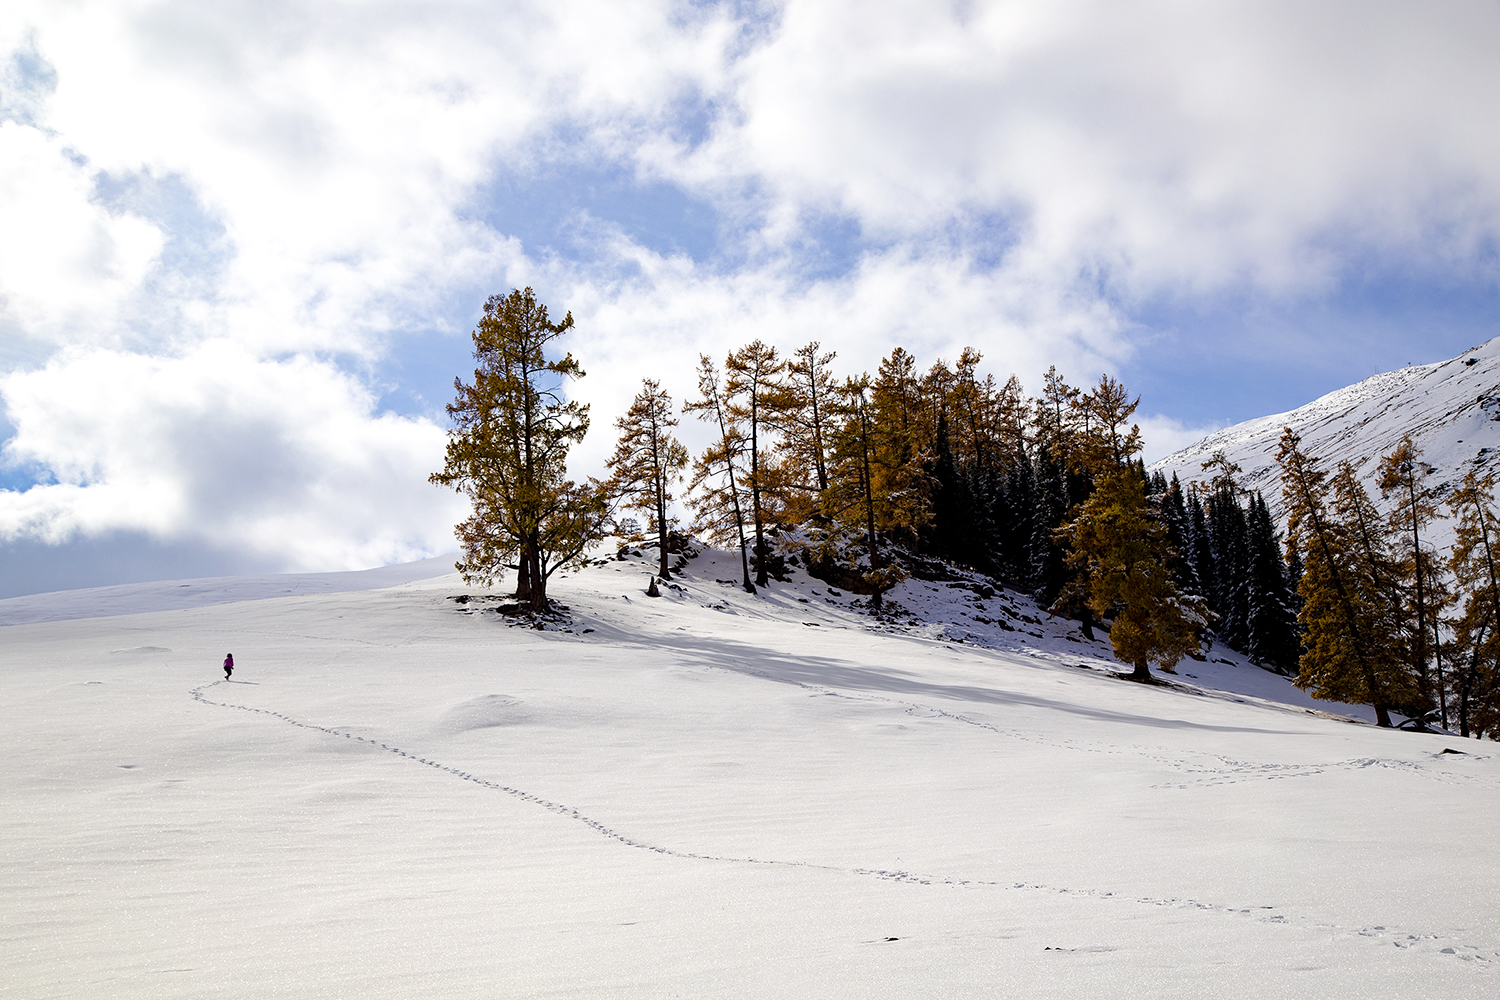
[1152,335,1500,531]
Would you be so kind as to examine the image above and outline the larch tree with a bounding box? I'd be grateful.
[951,347,990,469]
[873,350,933,552]
[685,354,755,594]
[1276,430,1397,727]
[823,375,908,609]
[430,288,607,612]
[1422,565,1459,729]
[1449,596,1500,739]
[1032,366,1092,625]
[1378,435,1442,712]
[1197,450,1243,497]
[1446,469,1500,738]
[1034,366,1081,472]
[912,356,952,456]
[1330,461,1421,714]
[1058,467,1208,681]
[606,379,690,581]
[725,340,786,588]
[1047,372,1143,643]
[778,341,839,518]
[872,348,925,466]
[1076,373,1142,475]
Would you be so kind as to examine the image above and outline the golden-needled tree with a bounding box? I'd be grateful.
[1059,467,1207,681]
[606,378,690,581]
[430,288,606,612]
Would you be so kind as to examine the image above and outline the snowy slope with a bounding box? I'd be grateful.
[3,542,1496,998]
[1151,335,1500,534]
[0,554,457,626]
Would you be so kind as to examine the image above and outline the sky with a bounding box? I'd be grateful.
[2,0,1499,597]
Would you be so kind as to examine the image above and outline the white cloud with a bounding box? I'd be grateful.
[0,344,464,570]
[0,0,738,580]
[550,238,1131,471]
[4,0,1500,587]
[672,0,1500,294]
[7,0,736,355]
[1135,413,1225,467]
[0,122,163,346]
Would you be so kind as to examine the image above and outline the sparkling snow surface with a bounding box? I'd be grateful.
[3,545,1496,998]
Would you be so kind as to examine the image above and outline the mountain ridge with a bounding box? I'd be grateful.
[1151,334,1500,540]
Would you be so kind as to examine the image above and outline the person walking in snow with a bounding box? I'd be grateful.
[223,653,234,681]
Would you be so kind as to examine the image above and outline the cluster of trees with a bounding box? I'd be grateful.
[1146,464,1301,675]
[431,289,1499,737]
[431,289,1213,678]
[1277,431,1500,736]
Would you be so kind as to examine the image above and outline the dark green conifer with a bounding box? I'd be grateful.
[1245,492,1299,673]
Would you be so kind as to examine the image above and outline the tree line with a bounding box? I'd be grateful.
[432,288,1499,737]
[1276,430,1499,736]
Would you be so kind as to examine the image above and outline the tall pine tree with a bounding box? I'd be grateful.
[1446,469,1500,738]
[1277,430,1399,727]
[606,379,690,581]
[1058,468,1208,681]
[1244,492,1299,673]
[685,355,755,594]
[431,288,606,611]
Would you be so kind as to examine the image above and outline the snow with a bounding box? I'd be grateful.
[0,555,457,626]
[3,542,1496,997]
[1151,334,1500,544]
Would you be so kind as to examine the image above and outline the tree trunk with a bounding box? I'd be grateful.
[526,533,547,612]
[516,545,534,604]
[860,408,882,610]
[725,457,754,594]
[1461,624,1485,739]
[811,391,828,492]
[750,397,769,588]
[1476,495,1500,649]
[1292,469,1393,727]
[725,467,754,594]
[1433,589,1448,730]
[1132,657,1151,681]
[1407,478,1431,707]
[710,387,755,595]
[655,473,671,580]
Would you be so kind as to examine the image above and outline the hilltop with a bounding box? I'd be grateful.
[1152,335,1500,538]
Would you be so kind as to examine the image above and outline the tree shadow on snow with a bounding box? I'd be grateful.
[581,620,1297,736]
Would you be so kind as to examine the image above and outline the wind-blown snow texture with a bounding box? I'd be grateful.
[1152,334,1500,540]
[3,544,1495,998]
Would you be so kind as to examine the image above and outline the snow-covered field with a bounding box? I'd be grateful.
[3,543,1496,998]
